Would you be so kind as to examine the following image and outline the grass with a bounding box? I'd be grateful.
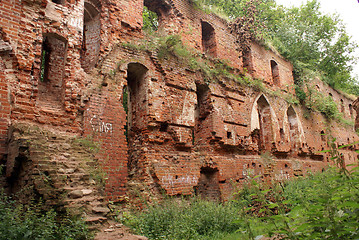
[121,165,359,240]
[0,191,92,240]
[121,198,243,240]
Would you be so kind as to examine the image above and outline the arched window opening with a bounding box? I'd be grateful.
[270,60,280,86]
[38,34,67,107]
[201,21,217,57]
[287,106,300,150]
[81,0,101,72]
[142,6,158,32]
[340,99,344,113]
[195,83,211,121]
[257,95,274,152]
[125,63,148,140]
[143,0,169,31]
[349,104,353,118]
[194,83,211,145]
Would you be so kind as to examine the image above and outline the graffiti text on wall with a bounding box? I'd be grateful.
[161,174,197,189]
[90,115,113,133]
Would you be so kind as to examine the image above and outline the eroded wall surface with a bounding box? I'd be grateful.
[0,0,358,205]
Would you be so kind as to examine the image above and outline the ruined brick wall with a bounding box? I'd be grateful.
[95,42,358,201]
[0,0,142,201]
[5,123,110,222]
[145,0,242,69]
[250,42,294,88]
[1,0,358,205]
[83,87,128,201]
[0,53,11,159]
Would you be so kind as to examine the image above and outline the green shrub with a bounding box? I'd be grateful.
[0,192,92,240]
[122,198,243,240]
[295,85,306,103]
[233,165,359,239]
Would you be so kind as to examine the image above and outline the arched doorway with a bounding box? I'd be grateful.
[287,106,300,150]
[256,95,274,152]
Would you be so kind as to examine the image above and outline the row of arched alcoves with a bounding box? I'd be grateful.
[251,94,305,153]
[121,61,305,155]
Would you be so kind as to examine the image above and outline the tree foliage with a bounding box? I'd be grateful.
[266,1,358,94]
[142,6,158,32]
[194,0,359,95]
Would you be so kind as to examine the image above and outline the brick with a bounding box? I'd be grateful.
[0,0,357,206]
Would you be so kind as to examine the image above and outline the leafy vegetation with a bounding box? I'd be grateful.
[139,0,359,122]
[122,32,354,124]
[0,192,92,240]
[122,140,359,240]
[143,6,158,32]
[192,0,358,95]
[121,198,243,240]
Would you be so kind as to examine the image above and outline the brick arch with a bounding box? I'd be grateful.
[38,33,68,107]
[285,106,306,152]
[251,94,275,152]
[81,0,102,72]
[84,0,101,20]
[201,21,217,57]
[144,0,171,17]
[270,60,280,86]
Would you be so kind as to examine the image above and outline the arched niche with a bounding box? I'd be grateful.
[124,63,149,138]
[285,106,306,152]
[270,60,280,86]
[349,104,354,119]
[81,0,101,72]
[143,0,170,30]
[251,94,275,152]
[201,21,217,57]
[38,33,68,106]
[287,106,299,150]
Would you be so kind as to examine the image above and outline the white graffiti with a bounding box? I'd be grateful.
[161,174,197,188]
[274,170,290,181]
[90,115,113,133]
[68,17,82,30]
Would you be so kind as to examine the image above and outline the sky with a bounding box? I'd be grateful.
[275,0,359,78]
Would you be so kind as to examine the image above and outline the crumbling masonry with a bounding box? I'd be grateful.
[0,0,358,217]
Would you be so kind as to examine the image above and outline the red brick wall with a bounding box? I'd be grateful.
[83,88,128,201]
[1,0,358,204]
[0,55,11,158]
[250,42,294,89]
[81,15,101,71]
[38,35,67,105]
[0,0,21,51]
